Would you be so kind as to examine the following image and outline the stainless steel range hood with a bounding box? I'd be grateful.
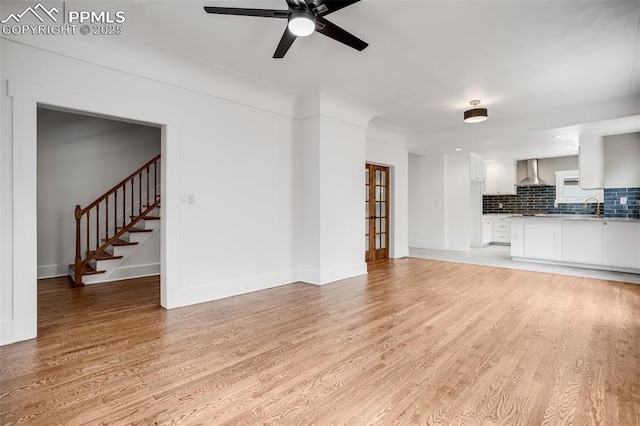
[517,159,546,186]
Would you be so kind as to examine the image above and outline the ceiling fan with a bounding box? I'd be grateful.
[203,0,368,58]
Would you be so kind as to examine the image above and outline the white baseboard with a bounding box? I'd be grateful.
[84,263,161,285]
[319,262,367,285]
[512,257,640,275]
[297,269,320,285]
[1,320,14,346]
[0,319,36,346]
[392,247,410,258]
[177,270,298,308]
[37,263,69,279]
[297,262,368,285]
[409,240,446,250]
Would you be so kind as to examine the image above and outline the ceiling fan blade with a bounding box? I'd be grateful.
[315,17,368,51]
[203,7,288,19]
[286,0,306,9]
[310,0,360,17]
[273,28,297,58]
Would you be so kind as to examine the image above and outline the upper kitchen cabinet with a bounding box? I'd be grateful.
[484,161,516,195]
[578,136,604,189]
[470,153,485,182]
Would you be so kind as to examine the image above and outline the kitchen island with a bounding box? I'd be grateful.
[511,215,640,273]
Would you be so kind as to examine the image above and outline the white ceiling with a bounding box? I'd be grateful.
[120,1,639,160]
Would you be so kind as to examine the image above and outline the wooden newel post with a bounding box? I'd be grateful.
[74,205,84,286]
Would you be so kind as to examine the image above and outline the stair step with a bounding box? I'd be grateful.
[116,226,153,233]
[104,238,139,246]
[87,251,123,261]
[131,215,160,221]
[70,263,106,276]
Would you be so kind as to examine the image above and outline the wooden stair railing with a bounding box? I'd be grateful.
[73,154,161,286]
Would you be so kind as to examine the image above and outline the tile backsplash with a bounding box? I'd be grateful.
[483,186,640,218]
[603,188,640,218]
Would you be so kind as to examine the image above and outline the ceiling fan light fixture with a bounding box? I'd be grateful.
[464,100,488,123]
[288,10,316,37]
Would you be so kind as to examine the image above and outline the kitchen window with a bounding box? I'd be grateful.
[555,170,603,203]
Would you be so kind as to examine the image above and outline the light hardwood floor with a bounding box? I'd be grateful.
[1,259,639,425]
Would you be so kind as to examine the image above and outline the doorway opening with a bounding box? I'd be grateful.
[7,79,181,344]
[37,107,162,289]
[365,163,390,262]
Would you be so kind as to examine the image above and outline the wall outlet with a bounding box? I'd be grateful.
[620,196,627,205]
[498,202,503,208]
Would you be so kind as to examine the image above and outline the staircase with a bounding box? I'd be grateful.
[70,154,161,286]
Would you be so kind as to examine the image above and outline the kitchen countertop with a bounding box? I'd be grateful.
[509,214,640,222]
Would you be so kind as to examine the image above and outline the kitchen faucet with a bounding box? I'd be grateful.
[583,197,601,217]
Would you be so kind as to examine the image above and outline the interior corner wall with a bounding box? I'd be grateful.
[299,114,367,285]
[604,132,640,188]
[299,116,322,279]
[408,154,445,249]
[37,108,161,278]
[365,138,409,258]
[319,116,367,283]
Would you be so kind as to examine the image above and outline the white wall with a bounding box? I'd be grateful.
[37,108,161,278]
[319,117,366,282]
[366,120,409,258]
[1,39,300,344]
[408,154,446,249]
[1,38,378,345]
[445,154,472,251]
[604,132,640,188]
[298,91,373,284]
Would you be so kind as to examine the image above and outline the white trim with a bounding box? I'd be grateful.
[178,270,297,307]
[409,240,446,250]
[3,79,182,345]
[555,170,603,204]
[86,263,161,284]
[512,257,640,275]
[37,264,67,279]
[298,263,368,286]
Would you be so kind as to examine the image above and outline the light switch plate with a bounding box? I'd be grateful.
[620,196,627,205]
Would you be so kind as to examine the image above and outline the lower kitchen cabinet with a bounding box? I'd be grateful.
[513,217,640,273]
[482,216,493,246]
[492,217,511,244]
[523,219,559,260]
[602,221,640,268]
[562,221,602,264]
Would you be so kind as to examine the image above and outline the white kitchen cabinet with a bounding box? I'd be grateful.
[484,162,516,195]
[511,217,524,256]
[523,219,560,260]
[482,216,493,246]
[602,221,640,268]
[578,136,604,189]
[492,216,511,244]
[513,217,640,273]
[470,154,485,182]
[562,221,603,264]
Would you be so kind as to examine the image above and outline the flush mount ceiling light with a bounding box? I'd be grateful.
[288,10,316,36]
[463,100,488,123]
